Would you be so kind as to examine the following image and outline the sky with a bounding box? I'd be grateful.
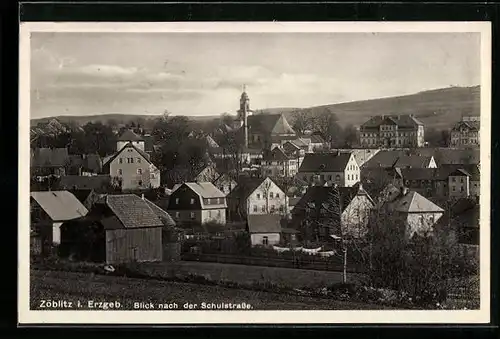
[30,32,481,119]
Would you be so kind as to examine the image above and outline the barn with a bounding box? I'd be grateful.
[60,194,164,264]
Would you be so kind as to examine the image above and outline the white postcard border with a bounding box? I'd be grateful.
[18,21,492,325]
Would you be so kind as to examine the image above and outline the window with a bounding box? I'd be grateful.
[271,205,276,212]
[175,212,180,218]
[138,180,143,186]
[356,174,358,180]
[151,173,155,179]
[261,206,266,212]
[460,178,464,183]
[175,198,179,204]
[460,186,464,192]
[137,158,141,163]
[276,193,280,198]
[190,212,195,219]
[137,168,142,175]
[335,175,341,182]
[451,177,456,182]
[208,211,212,218]
[452,186,456,192]
[119,158,123,164]
[279,205,284,212]
[347,174,350,180]
[253,205,257,212]
[328,175,333,180]
[257,193,261,200]
[190,198,195,205]
[218,210,221,217]
[262,236,269,245]
[270,192,274,199]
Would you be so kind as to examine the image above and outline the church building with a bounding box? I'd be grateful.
[232,87,297,150]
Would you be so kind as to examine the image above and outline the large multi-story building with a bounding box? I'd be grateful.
[450,116,480,147]
[359,115,425,148]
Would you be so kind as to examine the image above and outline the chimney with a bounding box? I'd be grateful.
[141,193,145,200]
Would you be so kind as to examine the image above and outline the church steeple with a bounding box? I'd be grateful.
[236,85,251,148]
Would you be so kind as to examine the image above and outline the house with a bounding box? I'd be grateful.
[167,182,227,225]
[359,114,425,148]
[393,155,437,169]
[293,182,374,240]
[339,183,375,238]
[450,116,480,147]
[385,188,445,239]
[389,164,480,199]
[213,173,238,196]
[58,175,112,192]
[116,129,145,152]
[60,194,164,264]
[297,151,360,187]
[227,177,287,221]
[30,191,89,250]
[68,189,100,210]
[448,166,480,199]
[261,147,299,178]
[30,147,69,177]
[246,214,283,247]
[102,142,161,191]
[291,184,343,243]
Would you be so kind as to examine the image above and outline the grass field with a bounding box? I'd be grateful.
[141,261,366,289]
[30,270,396,311]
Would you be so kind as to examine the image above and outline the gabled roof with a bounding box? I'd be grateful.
[247,114,296,135]
[184,182,226,199]
[393,155,434,169]
[117,129,144,142]
[68,189,94,204]
[298,152,352,173]
[391,191,444,213]
[247,214,282,233]
[452,120,480,131]
[31,191,88,221]
[227,177,285,201]
[106,194,163,229]
[263,147,289,161]
[206,135,220,148]
[31,148,69,168]
[144,198,176,227]
[435,164,480,181]
[102,142,151,170]
[361,115,424,129]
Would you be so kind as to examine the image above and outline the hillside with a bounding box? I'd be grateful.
[269,85,480,130]
[31,86,480,130]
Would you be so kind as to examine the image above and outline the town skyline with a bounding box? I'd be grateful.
[31,32,480,119]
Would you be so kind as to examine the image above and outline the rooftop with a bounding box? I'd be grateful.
[31,190,89,221]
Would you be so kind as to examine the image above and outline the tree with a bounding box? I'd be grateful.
[82,121,117,157]
[426,127,450,147]
[312,109,343,147]
[291,109,314,136]
[341,124,359,148]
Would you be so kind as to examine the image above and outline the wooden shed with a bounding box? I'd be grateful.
[60,194,163,264]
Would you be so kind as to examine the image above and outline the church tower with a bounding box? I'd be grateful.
[236,85,252,148]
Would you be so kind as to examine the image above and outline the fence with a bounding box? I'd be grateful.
[181,252,367,273]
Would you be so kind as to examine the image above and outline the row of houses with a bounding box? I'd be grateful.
[358,114,480,148]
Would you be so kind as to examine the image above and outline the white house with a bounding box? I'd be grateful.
[339,183,375,239]
[102,142,161,191]
[261,147,299,178]
[247,214,282,247]
[387,188,445,239]
[227,177,287,220]
[297,151,360,187]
